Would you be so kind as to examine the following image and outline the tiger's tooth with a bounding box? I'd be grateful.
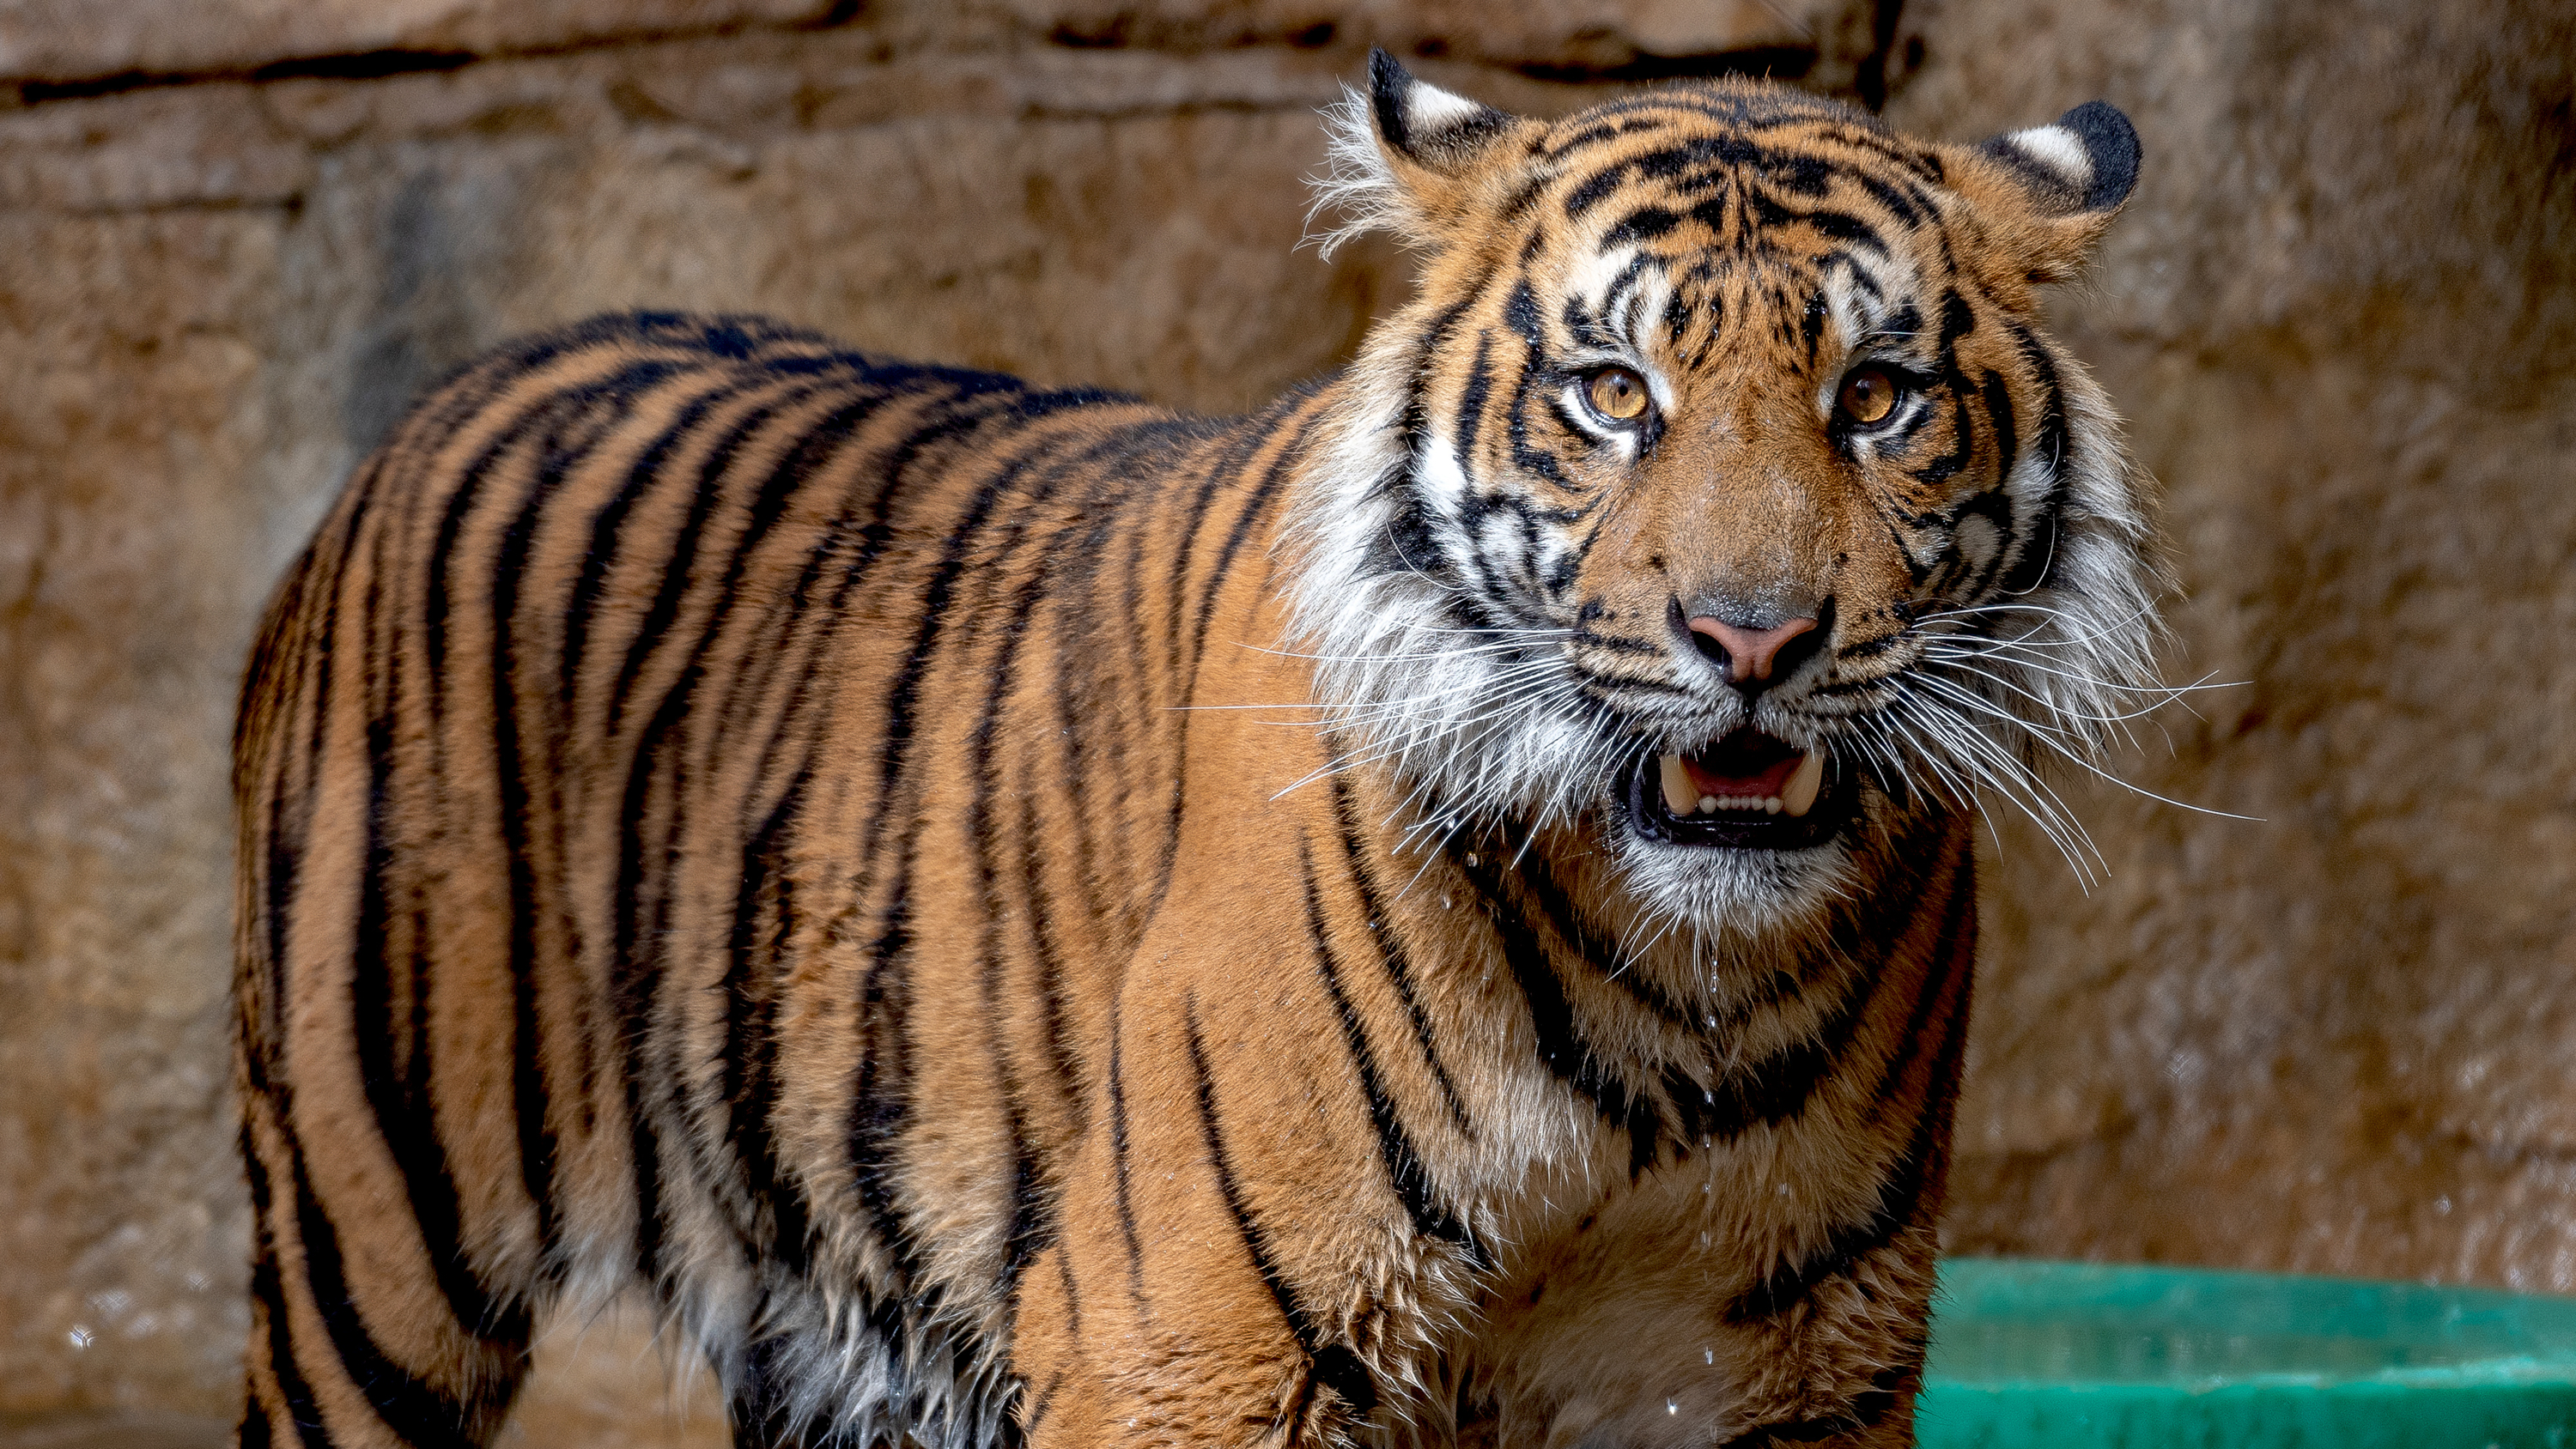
[1660,754,1697,815]
[1699,795,1718,814]
[1782,750,1825,817]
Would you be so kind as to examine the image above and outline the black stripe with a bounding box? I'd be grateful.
[1021,788,1084,1133]
[1454,847,1661,1159]
[1183,407,1323,683]
[240,1128,331,1449]
[1751,194,1887,250]
[499,370,700,1226]
[1400,282,1500,495]
[1571,627,1662,655]
[1513,855,1696,1029]
[1453,331,1497,470]
[347,542,519,1338]
[1024,1370,1068,1436]
[968,557,1062,1284]
[1322,767,1472,1137]
[1867,864,1977,1106]
[967,544,1053,1281]
[1501,281,1546,348]
[493,385,659,1264]
[722,770,814,1270]
[1182,997,1379,1419]
[1055,1247,1083,1342]
[1157,409,1295,912]
[1297,837,1476,1253]
[237,1391,277,1449]
[847,878,919,1278]
[1105,994,1148,1304]
[287,1143,495,1446]
[1164,407,1285,701]
[1907,397,1977,494]
[1564,164,1627,218]
[1604,203,1683,246]
[1996,323,2069,597]
[1043,427,1195,941]
[868,409,1131,860]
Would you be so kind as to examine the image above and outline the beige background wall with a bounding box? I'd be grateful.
[2,0,2570,1439]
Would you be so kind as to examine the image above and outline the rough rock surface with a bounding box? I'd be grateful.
[0,0,2569,1436]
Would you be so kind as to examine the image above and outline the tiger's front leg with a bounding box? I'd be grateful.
[1009,938,1455,1448]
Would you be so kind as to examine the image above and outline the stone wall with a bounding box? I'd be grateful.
[0,0,2568,1438]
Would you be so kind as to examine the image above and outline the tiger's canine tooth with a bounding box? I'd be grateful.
[1660,753,1697,815]
[1782,750,1825,817]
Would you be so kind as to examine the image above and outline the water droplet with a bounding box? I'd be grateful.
[67,1325,93,1349]
[1667,1400,1678,1416]
[1465,852,1479,866]
[1704,1347,1715,1365]
[1698,1231,1710,1248]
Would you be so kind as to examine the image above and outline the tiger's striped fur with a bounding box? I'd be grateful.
[234,55,2155,1449]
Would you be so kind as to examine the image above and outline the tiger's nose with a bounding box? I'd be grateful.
[1686,614,1821,694]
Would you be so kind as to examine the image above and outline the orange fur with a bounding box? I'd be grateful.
[234,57,2156,1449]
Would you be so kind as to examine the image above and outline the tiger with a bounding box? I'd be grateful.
[232,50,2160,1449]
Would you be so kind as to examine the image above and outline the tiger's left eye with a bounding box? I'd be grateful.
[1836,366,1904,427]
[1585,367,1650,422]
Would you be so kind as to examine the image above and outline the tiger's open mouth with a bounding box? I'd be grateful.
[1624,728,1857,850]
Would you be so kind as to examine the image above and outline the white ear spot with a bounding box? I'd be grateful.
[2000,124,2095,191]
[1406,80,1490,136]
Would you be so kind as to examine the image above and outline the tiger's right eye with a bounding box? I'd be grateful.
[1584,367,1650,423]
[1836,365,1903,427]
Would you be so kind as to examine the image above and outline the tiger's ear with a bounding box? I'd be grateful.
[1951,100,2142,282]
[1367,49,1519,179]
[1313,50,1535,254]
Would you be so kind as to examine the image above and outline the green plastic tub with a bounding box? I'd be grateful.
[1918,1258,2576,1447]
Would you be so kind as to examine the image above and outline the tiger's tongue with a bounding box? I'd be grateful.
[1683,730,1801,796]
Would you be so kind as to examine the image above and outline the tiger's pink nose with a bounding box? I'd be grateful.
[1687,615,1820,688]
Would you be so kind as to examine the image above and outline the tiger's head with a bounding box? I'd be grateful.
[1290,53,2166,937]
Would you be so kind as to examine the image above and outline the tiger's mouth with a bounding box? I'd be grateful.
[1623,728,1857,850]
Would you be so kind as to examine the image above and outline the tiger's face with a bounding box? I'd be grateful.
[1292,57,2163,937]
